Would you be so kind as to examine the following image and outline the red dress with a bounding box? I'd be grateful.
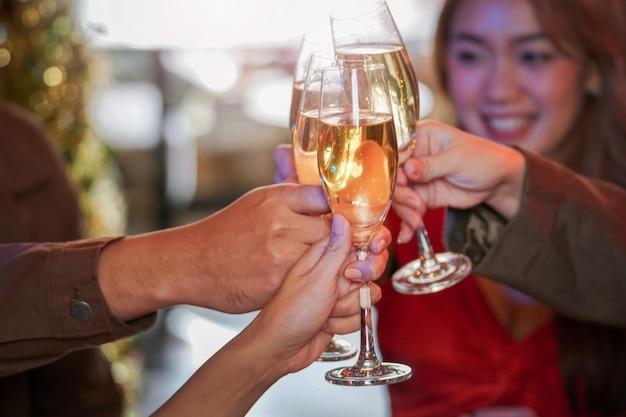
[377,207,583,417]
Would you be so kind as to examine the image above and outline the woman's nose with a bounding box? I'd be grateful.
[483,58,521,103]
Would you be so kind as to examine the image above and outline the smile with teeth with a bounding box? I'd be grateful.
[485,116,532,131]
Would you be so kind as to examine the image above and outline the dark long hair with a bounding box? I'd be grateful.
[433,0,626,414]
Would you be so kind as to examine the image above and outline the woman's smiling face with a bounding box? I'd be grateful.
[445,0,589,157]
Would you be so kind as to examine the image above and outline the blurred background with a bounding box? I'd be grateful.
[0,0,448,415]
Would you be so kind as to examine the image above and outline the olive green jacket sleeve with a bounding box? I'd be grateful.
[447,150,626,327]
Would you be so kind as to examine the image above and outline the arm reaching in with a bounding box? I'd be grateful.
[0,183,391,373]
[99,183,332,320]
[392,120,525,244]
[151,214,383,417]
[99,182,389,320]
[392,120,626,325]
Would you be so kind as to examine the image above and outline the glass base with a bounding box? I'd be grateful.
[392,252,471,295]
[317,336,358,362]
[325,362,412,386]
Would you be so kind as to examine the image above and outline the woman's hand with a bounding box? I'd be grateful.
[244,214,383,373]
[393,120,526,244]
[152,214,387,417]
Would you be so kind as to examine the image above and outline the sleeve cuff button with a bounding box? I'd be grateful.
[70,300,93,322]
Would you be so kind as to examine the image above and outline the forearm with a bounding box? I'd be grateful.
[98,222,215,321]
[151,324,284,417]
[483,145,525,220]
[98,230,177,322]
[448,152,626,326]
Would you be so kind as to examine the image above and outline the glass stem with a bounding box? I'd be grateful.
[354,282,382,371]
[415,224,442,273]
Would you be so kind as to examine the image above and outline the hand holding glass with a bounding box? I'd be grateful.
[331,0,471,294]
[291,50,373,360]
[318,62,412,386]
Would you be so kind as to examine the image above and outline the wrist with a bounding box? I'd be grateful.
[231,324,287,383]
[486,146,525,220]
[98,231,180,321]
[151,324,283,417]
[98,237,135,320]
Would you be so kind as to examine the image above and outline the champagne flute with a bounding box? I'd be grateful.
[293,51,372,185]
[318,62,412,386]
[331,0,472,295]
[292,51,373,361]
[289,31,332,136]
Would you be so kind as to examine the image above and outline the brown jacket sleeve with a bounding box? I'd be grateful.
[0,100,155,377]
[0,238,156,376]
[447,151,626,326]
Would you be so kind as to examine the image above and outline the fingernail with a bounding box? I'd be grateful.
[409,197,421,210]
[376,238,387,253]
[344,267,362,280]
[405,160,417,175]
[332,214,345,236]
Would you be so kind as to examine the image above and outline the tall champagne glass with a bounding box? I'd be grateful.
[318,62,412,386]
[293,51,371,185]
[292,50,370,361]
[289,31,332,136]
[331,0,472,295]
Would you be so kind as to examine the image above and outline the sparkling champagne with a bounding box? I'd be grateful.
[318,111,398,245]
[288,81,304,134]
[292,109,321,184]
[336,45,419,163]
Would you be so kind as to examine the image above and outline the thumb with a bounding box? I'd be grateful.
[285,184,331,215]
[273,144,297,183]
[407,119,460,183]
[404,157,433,183]
[313,214,353,285]
[326,214,353,262]
[405,150,458,184]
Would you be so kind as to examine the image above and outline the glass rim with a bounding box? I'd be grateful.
[310,50,373,64]
[320,61,384,72]
[330,0,388,21]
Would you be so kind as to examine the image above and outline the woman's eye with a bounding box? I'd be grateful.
[454,50,482,64]
[519,51,556,66]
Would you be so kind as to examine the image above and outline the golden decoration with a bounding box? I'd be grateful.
[0,1,141,416]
